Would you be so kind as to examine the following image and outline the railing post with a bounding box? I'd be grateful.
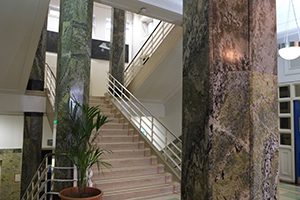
[73,165,78,187]
[45,166,48,199]
[112,78,115,96]
[165,133,168,149]
[26,190,29,200]
[151,117,154,143]
[31,182,34,199]
[37,171,40,194]
[139,117,142,130]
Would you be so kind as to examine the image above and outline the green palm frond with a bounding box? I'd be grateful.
[64,98,111,191]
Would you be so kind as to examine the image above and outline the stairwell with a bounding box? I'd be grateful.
[89,96,180,200]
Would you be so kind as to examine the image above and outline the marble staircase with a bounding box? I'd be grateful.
[89,96,180,200]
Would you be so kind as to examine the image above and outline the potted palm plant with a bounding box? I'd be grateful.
[59,98,110,200]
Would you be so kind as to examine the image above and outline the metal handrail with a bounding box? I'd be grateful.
[106,73,182,173]
[124,21,162,72]
[45,63,56,108]
[124,21,175,86]
[21,153,76,200]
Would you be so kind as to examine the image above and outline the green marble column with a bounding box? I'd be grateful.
[109,8,125,84]
[182,0,278,199]
[21,19,47,196]
[21,113,44,196]
[54,0,93,189]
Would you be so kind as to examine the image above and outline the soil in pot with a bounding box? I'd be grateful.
[60,187,103,200]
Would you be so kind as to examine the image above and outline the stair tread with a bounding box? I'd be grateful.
[99,141,143,145]
[126,193,180,200]
[104,155,156,162]
[111,148,149,153]
[101,128,133,131]
[102,183,178,195]
[100,135,136,138]
[98,164,164,173]
[96,172,170,183]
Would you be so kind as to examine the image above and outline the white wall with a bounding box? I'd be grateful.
[0,114,53,149]
[0,115,24,149]
[159,89,182,138]
[278,56,300,84]
[42,116,53,149]
[90,59,109,96]
[139,101,165,118]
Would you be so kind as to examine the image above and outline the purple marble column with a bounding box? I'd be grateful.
[182,0,278,199]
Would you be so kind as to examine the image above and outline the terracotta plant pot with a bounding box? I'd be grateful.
[59,187,103,200]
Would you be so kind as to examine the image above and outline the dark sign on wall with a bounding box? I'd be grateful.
[46,31,129,63]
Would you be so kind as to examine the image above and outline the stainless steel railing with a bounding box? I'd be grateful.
[124,21,175,86]
[106,73,182,174]
[21,153,76,200]
[45,63,56,108]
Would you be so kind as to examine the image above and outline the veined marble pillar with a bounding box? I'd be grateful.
[21,19,47,196]
[54,0,93,188]
[182,0,278,199]
[109,8,125,84]
[21,113,44,196]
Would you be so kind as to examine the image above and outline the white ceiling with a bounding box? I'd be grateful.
[95,0,182,25]
[0,0,49,94]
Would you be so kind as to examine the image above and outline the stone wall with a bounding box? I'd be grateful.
[0,149,22,200]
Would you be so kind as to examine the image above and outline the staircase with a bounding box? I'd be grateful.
[89,96,180,200]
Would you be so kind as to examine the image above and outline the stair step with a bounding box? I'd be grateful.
[103,156,157,168]
[101,113,119,118]
[108,148,150,159]
[95,173,172,192]
[100,129,134,135]
[106,117,126,123]
[93,164,165,179]
[99,141,144,150]
[103,122,130,129]
[127,193,181,200]
[102,183,179,200]
[98,135,139,143]
[99,106,115,112]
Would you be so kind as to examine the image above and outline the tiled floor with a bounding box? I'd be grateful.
[146,182,300,200]
[280,183,300,200]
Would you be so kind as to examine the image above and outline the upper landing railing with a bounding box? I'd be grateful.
[124,21,175,86]
[45,63,56,109]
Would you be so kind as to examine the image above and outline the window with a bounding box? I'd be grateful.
[280,102,290,113]
[280,133,291,145]
[280,117,291,129]
[295,84,300,97]
[279,86,290,98]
